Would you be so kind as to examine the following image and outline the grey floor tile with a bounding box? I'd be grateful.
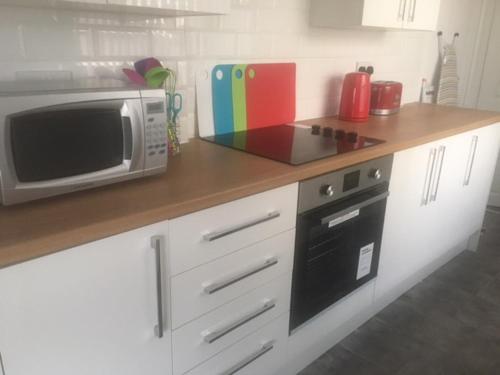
[477,277,500,308]
[297,345,386,375]
[340,318,430,373]
[429,257,494,295]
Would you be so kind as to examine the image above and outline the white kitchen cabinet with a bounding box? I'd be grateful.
[185,314,289,375]
[375,123,500,307]
[310,0,441,31]
[169,183,298,276]
[0,222,172,375]
[403,0,441,31]
[170,230,295,329]
[451,124,500,241]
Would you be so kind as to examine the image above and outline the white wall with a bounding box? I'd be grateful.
[0,0,485,141]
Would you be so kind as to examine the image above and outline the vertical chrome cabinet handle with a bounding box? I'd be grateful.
[151,235,166,338]
[202,211,280,242]
[430,146,446,202]
[422,148,437,206]
[204,257,279,295]
[219,341,275,375]
[203,300,276,344]
[464,136,479,186]
[410,0,417,22]
[0,351,5,375]
[398,0,407,20]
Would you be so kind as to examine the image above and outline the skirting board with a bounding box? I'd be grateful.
[488,191,500,207]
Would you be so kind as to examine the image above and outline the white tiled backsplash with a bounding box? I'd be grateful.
[0,0,477,142]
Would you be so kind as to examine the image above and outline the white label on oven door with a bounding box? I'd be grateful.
[328,209,360,228]
[356,243,374,280]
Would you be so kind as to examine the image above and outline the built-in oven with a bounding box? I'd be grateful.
[290,155,393,333]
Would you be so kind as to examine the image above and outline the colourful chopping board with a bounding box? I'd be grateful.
[245,63,296,129]
[232,64,247,132]
[195,64,216,138]
[212,64,235,135]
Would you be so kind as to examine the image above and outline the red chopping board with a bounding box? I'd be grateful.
[245,63,296,129]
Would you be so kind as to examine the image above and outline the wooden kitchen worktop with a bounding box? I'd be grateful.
[2,103,500,268]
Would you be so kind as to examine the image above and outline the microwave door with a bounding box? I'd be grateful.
[2,99,146,204]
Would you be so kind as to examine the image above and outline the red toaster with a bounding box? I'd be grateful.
[370,81,403,115]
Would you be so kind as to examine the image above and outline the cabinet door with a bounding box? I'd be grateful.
[375,140,443,303]
[362,0,405,28]
[403,0,441,31]
[454,124,500,236]
[0,222,171,375]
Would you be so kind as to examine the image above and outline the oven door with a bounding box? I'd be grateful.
[0,99,145,204]
[290,184,389,332]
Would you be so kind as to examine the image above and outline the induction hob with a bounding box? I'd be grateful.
[201,124,385,165]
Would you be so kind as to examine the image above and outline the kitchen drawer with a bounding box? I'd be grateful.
[184,313,289,375]
[169,183,298,275]
[171,230,294,329]
[172,275,291,375]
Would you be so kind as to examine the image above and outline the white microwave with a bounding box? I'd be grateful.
[0,80,168,205]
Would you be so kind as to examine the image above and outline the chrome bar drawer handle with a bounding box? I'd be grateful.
[464,136,479,186]
[219,341,275,375]
[203,300,276,344]
[202,211,281,242]
[204,257,279,295]
[151,235,166,338]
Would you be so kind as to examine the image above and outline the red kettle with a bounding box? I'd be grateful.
[339,72,371,122]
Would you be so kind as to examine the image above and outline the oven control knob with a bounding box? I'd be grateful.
[320,184,335,197]
[369,168,382,180]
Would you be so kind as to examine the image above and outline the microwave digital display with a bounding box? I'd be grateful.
[10,108,124,182]
[147,102,164,114]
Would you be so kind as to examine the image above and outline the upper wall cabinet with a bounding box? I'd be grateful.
[310,0,441,31]
[0,0,231,16]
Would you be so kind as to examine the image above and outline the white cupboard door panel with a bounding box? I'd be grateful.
[169,183,298,276]
[185,314,289,375]
[171,230,295,329]
[0,222,171,375]
[459,124,500,233]
[362,0,405,28]
[404,0,441,30]
[375,141,442,301]
[172,275,291,375]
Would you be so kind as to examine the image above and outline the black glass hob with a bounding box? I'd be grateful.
[202,124,385,165]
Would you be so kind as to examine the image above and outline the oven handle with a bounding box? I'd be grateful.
[320,191,390,226]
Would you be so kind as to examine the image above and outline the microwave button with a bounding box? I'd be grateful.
[148,151,156,156]
[148,118,154,123]
[159,149,166,154]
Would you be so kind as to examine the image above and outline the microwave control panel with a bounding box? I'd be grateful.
[144,98,168,172]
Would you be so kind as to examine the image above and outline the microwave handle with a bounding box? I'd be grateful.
[120,100,144,171]
[122,116,133,160]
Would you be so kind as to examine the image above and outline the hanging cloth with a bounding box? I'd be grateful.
[436,35,459,106]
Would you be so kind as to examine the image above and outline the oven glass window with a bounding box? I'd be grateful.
[10,108,124,182]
